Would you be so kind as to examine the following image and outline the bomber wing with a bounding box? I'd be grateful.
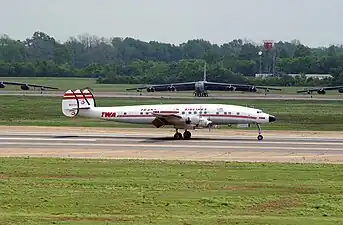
[297,86,343,93]
[204,81,282,92]
[126,82,196,92]
[0,81,59,90]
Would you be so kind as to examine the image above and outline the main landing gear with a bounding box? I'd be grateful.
[256,123,263,140]
[194,92,209,97]
[173,125,264,141]
[174,129,191,140]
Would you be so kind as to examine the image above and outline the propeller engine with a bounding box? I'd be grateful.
[184,115,213,129]
[338,88,343,93]
[184,115,200,125]
[198,118,213,128]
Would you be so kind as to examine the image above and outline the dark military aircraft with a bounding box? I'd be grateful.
[126,64,281,97]
[0,80,59,91]
[297,86,343,95]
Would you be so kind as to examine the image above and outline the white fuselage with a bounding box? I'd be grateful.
[77,104,271,127]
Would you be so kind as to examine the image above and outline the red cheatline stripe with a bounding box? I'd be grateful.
[64,93,93,97]
[116,115,154,118]
[64,92,92,95]
[63,97,93,99]
[113,114,258,119]
[63,97,93,100]
[63,95,93,97]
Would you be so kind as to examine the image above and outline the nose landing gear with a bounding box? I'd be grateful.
[256,123,263,140]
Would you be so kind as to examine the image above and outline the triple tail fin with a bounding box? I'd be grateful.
[62,89,96,117]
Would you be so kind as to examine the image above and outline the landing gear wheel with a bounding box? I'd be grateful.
[174,132,183,139]
[183,131,191,140]
[256,123,263,141]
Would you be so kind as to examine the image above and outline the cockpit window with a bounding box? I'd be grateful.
[257,110,262,113]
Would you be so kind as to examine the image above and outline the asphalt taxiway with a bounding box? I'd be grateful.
[1,90,342,101]
[1,127,343,164]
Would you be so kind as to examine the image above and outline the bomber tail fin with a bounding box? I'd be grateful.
[62,89,96,117]
[203,62,207,81]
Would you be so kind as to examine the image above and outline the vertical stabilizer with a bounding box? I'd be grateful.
[62,89,95,117]
[62,90,79,117]
[203,62,207,81]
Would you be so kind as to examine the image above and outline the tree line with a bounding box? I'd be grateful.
[1,31,343,86]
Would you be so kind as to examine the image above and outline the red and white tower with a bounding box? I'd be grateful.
[262,40,276,75]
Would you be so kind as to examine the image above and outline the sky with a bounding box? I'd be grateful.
[0,0,342,47]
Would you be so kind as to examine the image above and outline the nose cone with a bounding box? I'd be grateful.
[269,115,276,122]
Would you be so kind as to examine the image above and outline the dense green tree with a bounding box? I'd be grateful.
[1,31,343,86]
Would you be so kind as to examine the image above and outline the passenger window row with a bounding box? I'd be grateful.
[121,111,241,116]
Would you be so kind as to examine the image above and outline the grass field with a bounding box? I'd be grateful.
[0,76,336,95]
[1,95,343,130]
[0,158,343,224]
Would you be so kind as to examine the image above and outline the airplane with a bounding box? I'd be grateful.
[0,80,59,91]
[62,89,277,140]
[297,86,343,95]
[126,63,282,97]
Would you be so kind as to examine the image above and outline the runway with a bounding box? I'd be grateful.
[1,90,342,101]
[1,127,343,164]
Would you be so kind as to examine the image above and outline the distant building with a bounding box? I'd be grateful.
[255,73,274,78]
[255,73,333,80]
[288,74,333,80]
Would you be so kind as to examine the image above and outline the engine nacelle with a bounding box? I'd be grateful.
[226,86,235,91]
[147,87,155,92]
[184,115,200,125]
[167,86,176,91]
[20,85,29,90]
[317,89,326,94]
[183,115,212,128]
[338,88,343,93]
[0,82,5,88]
[249,86,257,92]
[198,118,212,128]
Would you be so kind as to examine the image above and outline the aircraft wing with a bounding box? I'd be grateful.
[204,82,282,91]
[152,112,182,119]
[151,112,183,128]
[126,82,196,92]
[297,86,343,93]
[0,81,59,90]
